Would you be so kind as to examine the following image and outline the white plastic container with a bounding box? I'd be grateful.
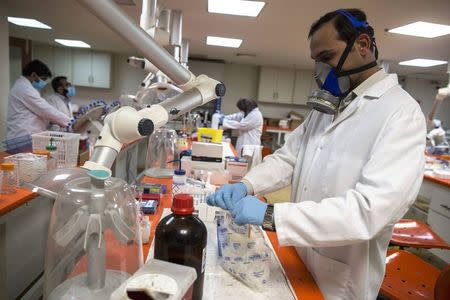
[140,216,151,244]
[4,153,47,185]
[32,131,80,168]
[110,259,197,300]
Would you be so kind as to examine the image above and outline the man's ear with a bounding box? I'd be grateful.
[355,33,371,57]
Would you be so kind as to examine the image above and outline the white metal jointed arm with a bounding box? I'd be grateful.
[78,0,226,173]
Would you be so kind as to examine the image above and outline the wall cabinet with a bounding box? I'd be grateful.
[258,67,295,103]
[33,45,111,88]
[73,50,111,88]
[258,66,314,106]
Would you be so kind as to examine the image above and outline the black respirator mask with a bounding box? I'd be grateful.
[307,9,379,114]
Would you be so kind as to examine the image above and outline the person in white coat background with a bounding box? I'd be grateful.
[208,9,426,300]
[6,60,71,140]
[221,98,263,155]
[46,76,75,119]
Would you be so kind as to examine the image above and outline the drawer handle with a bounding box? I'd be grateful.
[440,204,450,211]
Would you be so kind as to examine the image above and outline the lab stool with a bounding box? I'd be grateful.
[380,250,450,300]
[390,219,450,250]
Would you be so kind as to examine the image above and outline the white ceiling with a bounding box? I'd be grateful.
[6,0,450,81]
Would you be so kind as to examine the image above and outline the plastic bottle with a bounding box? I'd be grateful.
[211,110,222,129]
[46,138,58,170]
[172,168,186,196]
[154,194,207,300]
[0,162,17,194]
[140,215,151,244]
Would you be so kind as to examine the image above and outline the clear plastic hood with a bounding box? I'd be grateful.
[44,170,143,299]
[27,167,88,199]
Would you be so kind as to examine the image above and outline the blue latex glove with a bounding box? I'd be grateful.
[219,115,225,125]
[206,183,247,211]
[231,196,268,226]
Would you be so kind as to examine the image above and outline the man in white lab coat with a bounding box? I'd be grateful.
[207,9,426,300]
[6,60,71,140]
[46,76,75,119]
[222,98,263,155]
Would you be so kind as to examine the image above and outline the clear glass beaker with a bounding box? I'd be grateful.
[144,127,178,178]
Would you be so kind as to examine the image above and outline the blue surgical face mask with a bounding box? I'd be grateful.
[32,79,47,90]
[66,86,76,97]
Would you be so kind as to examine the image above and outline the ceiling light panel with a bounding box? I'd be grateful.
[7,17,51,29]
[55,39,91,48]
[389,21,450,38]
[208,0,265,17]
[206,36,243,48]
[399,59,447,67]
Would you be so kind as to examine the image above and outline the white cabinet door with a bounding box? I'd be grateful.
[276,68,295,104]
[72,49,92,87]
[53,47,73,81]
[293,70,314,105]
[91,52,111,88]
[258,67,277,103]
[33,45,54,72]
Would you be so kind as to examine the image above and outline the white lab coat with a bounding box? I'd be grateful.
[244,73,426,299]
[45,92,73,118]
[223,108,263,155]
[6,76,71,140]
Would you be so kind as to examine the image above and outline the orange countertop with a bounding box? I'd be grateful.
[0,151,38,216]
[424,154,450,188]
[424,174,450,188]
[0,187,37,216]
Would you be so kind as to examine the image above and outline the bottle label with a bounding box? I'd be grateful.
[201,247,207,273]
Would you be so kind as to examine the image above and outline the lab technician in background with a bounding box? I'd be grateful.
[45,76,75,130]
[7,60,71,140]
[427,119,448,148]
[221,98,263,155]
[208,9,426,300]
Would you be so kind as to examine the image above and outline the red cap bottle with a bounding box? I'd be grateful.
[172,194,194,215]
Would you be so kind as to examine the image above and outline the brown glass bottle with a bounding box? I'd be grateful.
[154,194,207,300]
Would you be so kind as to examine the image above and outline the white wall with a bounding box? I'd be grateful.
[402,76,450,128]
[0,2,10,145]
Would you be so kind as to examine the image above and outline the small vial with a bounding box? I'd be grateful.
[0,163,17,194]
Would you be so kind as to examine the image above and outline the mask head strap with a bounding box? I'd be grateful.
[334,10,378,76]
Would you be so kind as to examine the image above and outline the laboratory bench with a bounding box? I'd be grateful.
[419,154,450,263]
[139,176,324,300]
[0,143,325,300]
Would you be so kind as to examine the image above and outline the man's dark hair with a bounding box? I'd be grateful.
[52,76,67,93]
[308,9,377,54]
[22,59,52,77]
[236,98,258,117]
